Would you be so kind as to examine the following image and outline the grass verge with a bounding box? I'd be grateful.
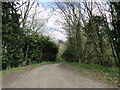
[65,62,119,87]
[1,61,52,74]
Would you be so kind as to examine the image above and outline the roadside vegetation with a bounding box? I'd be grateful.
[1,61,51,74]
[2,2,58,70]
[1,1,120,88]
[66,62,119,86]
[55,1,120,87]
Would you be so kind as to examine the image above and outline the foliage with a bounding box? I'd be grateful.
[1,61,51,74]
[57,2,120,68]
[2,2,58,70]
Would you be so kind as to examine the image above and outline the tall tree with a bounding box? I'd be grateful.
[2,2,23,69]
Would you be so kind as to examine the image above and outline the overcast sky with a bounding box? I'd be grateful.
[26,2,67,41]
[22,1,110,41]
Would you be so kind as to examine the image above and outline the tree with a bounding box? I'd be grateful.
[2,2,59,69]
[2,2,24,69]
[56,1,118,66]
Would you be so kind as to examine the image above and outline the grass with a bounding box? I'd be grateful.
[1,61,51,74]
[65,62,119,86]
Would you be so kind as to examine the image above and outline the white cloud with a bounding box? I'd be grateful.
[19,1,67,41]
[44,29,67,41]
[46,9,64,29]
[44,8,67,41]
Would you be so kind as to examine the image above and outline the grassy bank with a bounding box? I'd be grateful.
[65,62,119,86]
[1,61,52,74]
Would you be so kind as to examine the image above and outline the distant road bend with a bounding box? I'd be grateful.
[3,63,114,88]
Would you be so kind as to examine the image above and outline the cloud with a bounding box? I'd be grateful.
[46,9,64,29]
[19,1,67,41]
[44,8,67,41]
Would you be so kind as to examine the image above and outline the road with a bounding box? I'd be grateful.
[2,63,114,88]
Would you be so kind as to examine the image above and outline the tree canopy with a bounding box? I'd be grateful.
[2,2,58,70]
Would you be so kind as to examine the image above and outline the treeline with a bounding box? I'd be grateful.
[2,2,58,70]
[56,2,120,68]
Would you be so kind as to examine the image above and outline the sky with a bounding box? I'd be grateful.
[22,0,110,42]
[26,1,67,41]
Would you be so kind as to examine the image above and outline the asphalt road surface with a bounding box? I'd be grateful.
[2,63,114,88]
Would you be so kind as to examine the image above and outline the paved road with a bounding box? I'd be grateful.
[3,63,113,88]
